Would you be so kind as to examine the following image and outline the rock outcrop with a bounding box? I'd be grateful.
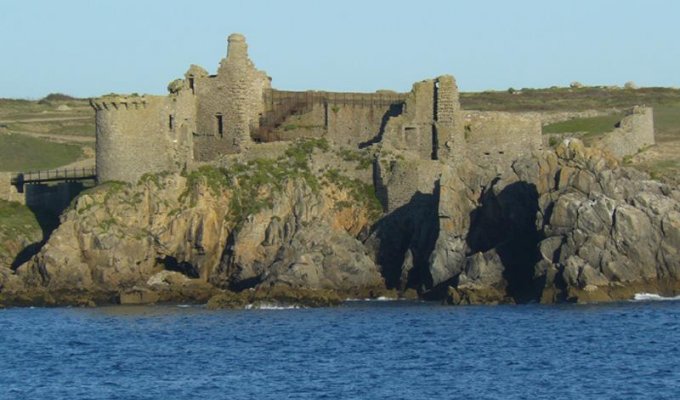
[2,138,680,307]
[6,144,387,306]
[442,140,680,304]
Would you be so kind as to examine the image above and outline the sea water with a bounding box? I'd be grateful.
[1,299,679,399]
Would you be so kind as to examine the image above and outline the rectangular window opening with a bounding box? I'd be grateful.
[169,114,174,130]
[216,114,224,136]
[189,77,195,94]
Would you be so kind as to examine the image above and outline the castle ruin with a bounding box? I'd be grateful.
[90,34,651,184]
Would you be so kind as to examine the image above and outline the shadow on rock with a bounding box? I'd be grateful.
[366,190,439,292]
[466,180,543,303]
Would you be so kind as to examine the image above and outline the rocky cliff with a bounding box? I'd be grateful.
[368,139,680,304]
[2,142,387,306]
[441,140,680,304]
[0,200,42,298]
[2,139,680,307]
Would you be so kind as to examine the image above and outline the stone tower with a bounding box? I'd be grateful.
[380,75,465,161]
[434,75,465,162]
[192,33,271,159]
[217,34,256,151]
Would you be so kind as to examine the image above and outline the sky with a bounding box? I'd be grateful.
[1,0,679,98]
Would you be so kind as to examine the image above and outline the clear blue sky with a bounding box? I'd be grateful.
[1,0,678,98]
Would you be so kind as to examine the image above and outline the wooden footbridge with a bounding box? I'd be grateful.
[10,167,97,193]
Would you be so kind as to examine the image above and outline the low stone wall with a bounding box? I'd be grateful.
[0,172,25,204]
[592,106,655,158]
[463,111,543,170]
[538,109,620,126]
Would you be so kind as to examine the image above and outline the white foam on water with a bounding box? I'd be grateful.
[244,303,301,310]
[632,293,680,302]
[176,304,192,308]
[344,297,400,302]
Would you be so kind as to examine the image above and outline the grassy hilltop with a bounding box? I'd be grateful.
[0,94,94,172]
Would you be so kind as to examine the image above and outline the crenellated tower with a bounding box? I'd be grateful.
[91,93,193,183]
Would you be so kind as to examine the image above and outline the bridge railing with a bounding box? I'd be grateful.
[264,89,407,110]
[10,167,97,193]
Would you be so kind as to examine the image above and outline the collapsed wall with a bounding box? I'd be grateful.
[592,106,655,158]
[381,75,465,161]
[0,173,24,204]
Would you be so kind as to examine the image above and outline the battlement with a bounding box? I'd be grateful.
[90,96,151,111]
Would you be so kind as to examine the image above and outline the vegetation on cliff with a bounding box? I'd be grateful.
[183,138,381,226]
[0,200,42,269]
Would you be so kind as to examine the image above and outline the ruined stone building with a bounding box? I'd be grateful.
[90,34,652,184]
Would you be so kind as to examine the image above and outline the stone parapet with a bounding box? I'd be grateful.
[90,96,149,111]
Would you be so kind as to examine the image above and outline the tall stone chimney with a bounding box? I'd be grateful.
[226,33,248,62]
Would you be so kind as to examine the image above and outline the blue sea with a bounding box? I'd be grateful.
[1,298,679,400]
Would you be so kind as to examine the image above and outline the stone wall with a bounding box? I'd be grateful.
[326,103,396,148]
[592,106,655,158]
[382,80,437,159]
[463,111,543,170]
[434,75,465,162]
[259,90,404,148]
[538,109,620,126]
[376,157,443,212]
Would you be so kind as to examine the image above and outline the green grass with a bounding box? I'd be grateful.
[335,148,374,170]
[460,87,680,112]
[650,103,680,141]
[643,159,680,182]
[0,200,42,262]
[0,200,41,237]
[0,98,92,121]
[543,114,624,136]
[43,120,94,136]
[0,133,83,171]
[322,168,383,220]
[6,119,95,136]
